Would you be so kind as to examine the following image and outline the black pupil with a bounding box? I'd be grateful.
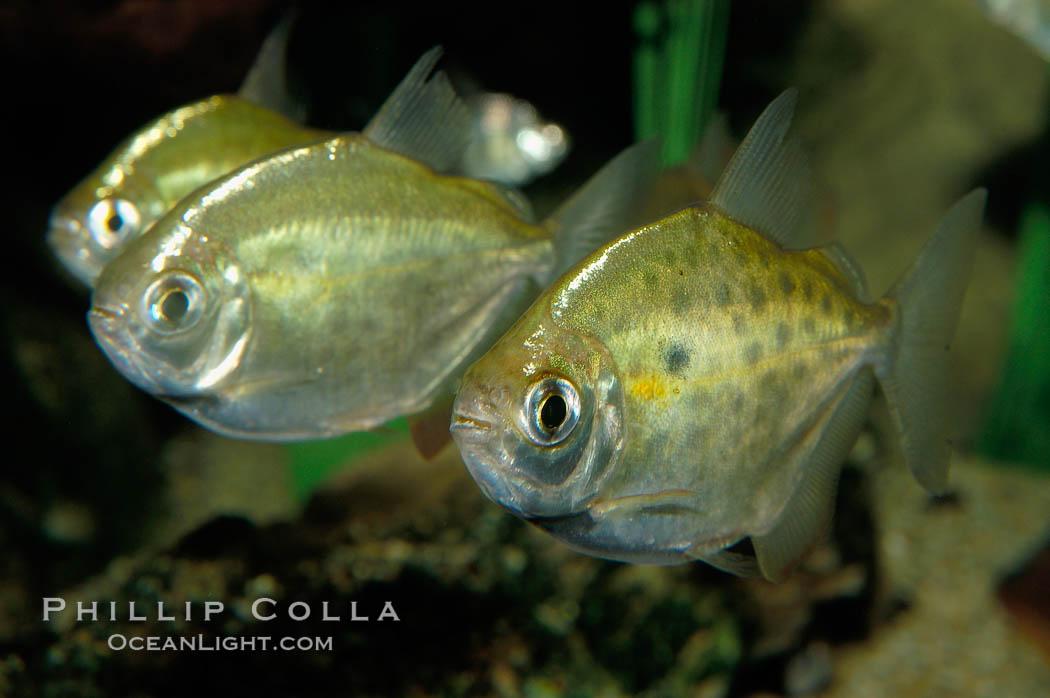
[539,394,567,432]
[106,213,124,232]
[160,289,189,323]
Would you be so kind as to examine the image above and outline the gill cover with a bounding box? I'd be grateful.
[89,223,251,397]
[453,307,626,518]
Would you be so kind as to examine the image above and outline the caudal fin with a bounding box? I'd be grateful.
[876,189,987,493]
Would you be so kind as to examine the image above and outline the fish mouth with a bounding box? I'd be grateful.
[449,405,516,507]
[88,304,127,334]
[47,216,98,286]
[450,412,493,433]
[87,304,162,393]
[48,213,82,239]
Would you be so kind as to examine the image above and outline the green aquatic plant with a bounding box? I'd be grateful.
[633,0,730,166]
[287,419,409,501]
[979,202,1050,468]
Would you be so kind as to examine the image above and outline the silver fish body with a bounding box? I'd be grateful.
[87,50,655,440]
[48,16,316,287]
[90,135,552,437]
[452,90,986,581]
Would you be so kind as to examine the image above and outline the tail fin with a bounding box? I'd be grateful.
[876,189,987,493]
[542,140,659,280]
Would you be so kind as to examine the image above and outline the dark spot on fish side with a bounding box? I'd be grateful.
[748,285,768,312]
[803,316,817,335]
[717,283,731,307]
[843,307,855,327]
[802,280,813,300]
[745,341,762,363]
[663,249,678,266]
[663,342,691,376]
[689,423,711,446]
[732,392,745,411]
[821,294,833,314]
[793,361,807,379]
[672,289,691,316]
[679,269,684,277]
[776,323,791,349]
[779,272,796,296]
[733,314,747,335]
[643,271,660,291]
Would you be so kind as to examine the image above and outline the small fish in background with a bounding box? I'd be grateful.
[88,47,656,447]
[451,89,986,582]
[47,15,320,287]
[460,92,570,186]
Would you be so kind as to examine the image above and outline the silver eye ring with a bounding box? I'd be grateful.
[140,271,205,335]
[87,198,141,249]
[524,376,581,446]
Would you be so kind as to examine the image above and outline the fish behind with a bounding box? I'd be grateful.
[87,48,656,445]
[451,89,986,581]
[48,15,319,287]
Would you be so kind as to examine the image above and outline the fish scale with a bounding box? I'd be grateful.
[49,13,323,287]
[88,49,657,443]
[552,204,888,533]
[452,89,986,581]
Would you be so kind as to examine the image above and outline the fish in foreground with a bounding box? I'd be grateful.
[48,15,319,287]
[88,48,655,443]
[451,88,986,582]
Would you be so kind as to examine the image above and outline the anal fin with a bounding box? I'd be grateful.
[691,549,762,578]
[752,370,874,582]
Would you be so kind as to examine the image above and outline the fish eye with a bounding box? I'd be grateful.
[524,376,580,446]
[140,271,205,335]
[87,198,141,249]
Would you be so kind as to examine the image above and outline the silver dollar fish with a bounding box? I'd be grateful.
[451,89,986,581]
[48,16,317,286]
[88,49,654,442]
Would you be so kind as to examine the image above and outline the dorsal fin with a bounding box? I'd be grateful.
[710,89,813,249]
[362,47,472,174]
[238,11,307,122]
[820,242,870,301]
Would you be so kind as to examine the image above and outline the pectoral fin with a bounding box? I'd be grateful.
[690,549,762,578]
[406,398,454,460]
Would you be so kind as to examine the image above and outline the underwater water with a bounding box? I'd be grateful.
[2,0,1050,696]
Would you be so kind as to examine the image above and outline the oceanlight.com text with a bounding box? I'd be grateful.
[107,634,334,652]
